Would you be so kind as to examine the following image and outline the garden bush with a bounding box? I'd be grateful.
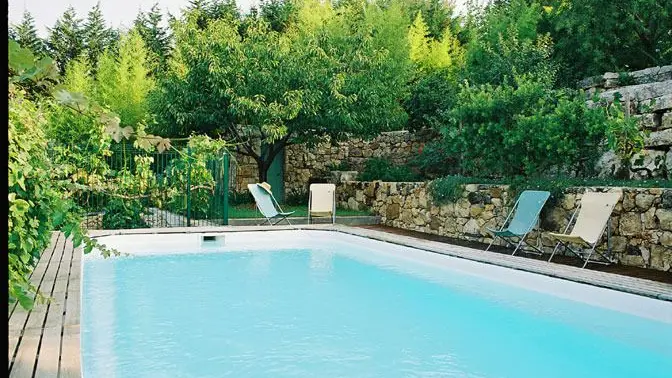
[358,157,420,182]
[434,75,620,178]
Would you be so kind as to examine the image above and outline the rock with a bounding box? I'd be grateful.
[481,211,495,221]
[467,191,487,204]
[599,80,672,103]
[610,236,627,252]
[347,197,359,210]
[633,113,657,129]
[489,187,502,198]
[595,151,623,178]
[630,150,666,179]
[660,232,672,247]
[639,94,672,112]
[541,207,568,231]
[622,191,636,211]
[386,203,400,219]
[644,128,672,148]
[465,184,479,192]
[655,209,672,231]
[439,203,454,216]
[649,245,672,271]
[470,205,484,217]
[629,65,672,85]
[666,150,672,176]
[619,212,642,236]
[635,193,655,210]
[364,183,376,198]
[661,190,672,209]
[561,194,576,210]
[661,113,672,130]
[389,182,398,195]
[642,207,657,229]
[413,215,426,226]
[463,219,480,235]
[429,217,441,230]
[418,192,428,208]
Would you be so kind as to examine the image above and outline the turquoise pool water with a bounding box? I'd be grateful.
[83,240,672,377]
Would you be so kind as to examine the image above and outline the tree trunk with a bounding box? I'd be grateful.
[257,159,269,183]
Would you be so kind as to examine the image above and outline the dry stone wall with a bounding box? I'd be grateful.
[586,65,672,178]
[231,131,433,195]
[283,130,432,195]
[338,181,672,272]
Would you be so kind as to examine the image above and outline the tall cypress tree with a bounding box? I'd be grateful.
[134,3,172,76]
[187,0,239,29]
[11,11,45,55]
[83,2,117,69]
[47,7,85,74]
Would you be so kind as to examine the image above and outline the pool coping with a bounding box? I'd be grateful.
[88,224,672,302]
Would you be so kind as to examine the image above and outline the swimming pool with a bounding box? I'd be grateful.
[84,230,672,377]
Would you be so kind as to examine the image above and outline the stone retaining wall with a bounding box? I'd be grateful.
[230,130,434,194]
[587,65,672,178]
[338,181,672,271]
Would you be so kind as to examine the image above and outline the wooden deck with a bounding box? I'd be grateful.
[8,232,81,378]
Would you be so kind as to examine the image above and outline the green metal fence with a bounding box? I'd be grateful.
[67,142,230,230]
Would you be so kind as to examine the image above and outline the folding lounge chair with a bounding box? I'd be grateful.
[547,191,621,268]
[485,190,551,256]
[247,183,294,225]
[308,183,336,224]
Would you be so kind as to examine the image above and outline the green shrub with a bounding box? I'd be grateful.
[358,157,420,182]
[102,198,148,229]
[437,76,611,177]
[326,161,352,171]
[408,141,458,179]
[229,190,254,206]
[284,188,309,206]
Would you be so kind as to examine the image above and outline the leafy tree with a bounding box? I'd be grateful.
[399,0,459,40]
[11,11,45,55]
[63,56,94,95]
[464,0,555,86]
[405,10,464,131]
[134,3,172,76]
[82,2,117,70]
[436,75,614,177]
[256,0,297,32]
[187,0,239,29]
[95,30,155,128]
[408,11,464,73]
[539,0,672,86]
[47,7,85,74]
[153,0,411,181]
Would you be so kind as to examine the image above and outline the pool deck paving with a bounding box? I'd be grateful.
[8,225,672,377]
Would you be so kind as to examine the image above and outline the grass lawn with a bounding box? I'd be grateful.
[229,203,373,218]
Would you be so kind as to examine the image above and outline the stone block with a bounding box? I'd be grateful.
[649,245,672,271]
[660,232,672,247]
[619,212,642,236]
[463,218,481,235]
[635,193,656,210]
[386,203,400,219]
[644,129,672,148]
[655,209,672,231]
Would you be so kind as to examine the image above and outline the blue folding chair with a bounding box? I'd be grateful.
[247,183,294,225]
[485,190,551,255]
